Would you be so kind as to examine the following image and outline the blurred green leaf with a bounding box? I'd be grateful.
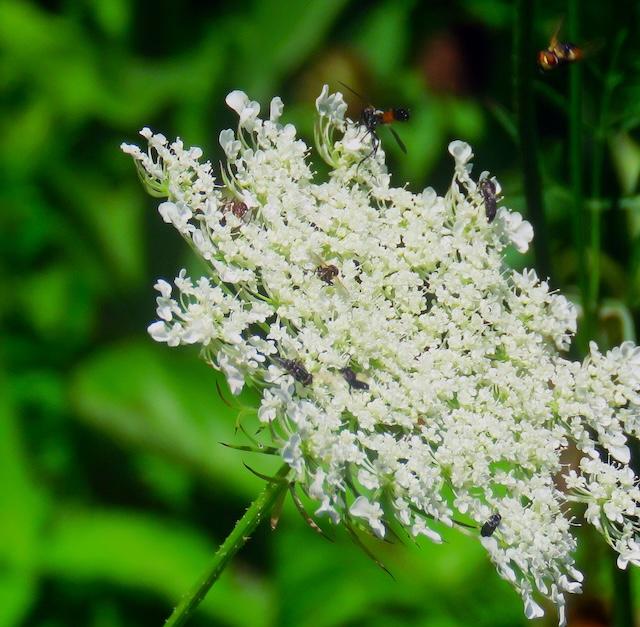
[0,375,47,626]
[355,0,417,79]
[236,0,350,97]
[399,103,446,183]
[19,263,95,339]
[464,0,514,28]
[89,0,131,40]
[0,381,47,569]
[274,522,525,627]
[71,340,271,496]
[0,2,76,59]
[0,100,52,177]
[42,507,275,627]
[449,99,484,140]
[135,453,192,508]
[609,132,640,195]
[0,571,37,627]
[47,165,146,286]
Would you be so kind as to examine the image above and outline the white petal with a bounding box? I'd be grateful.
[350,496,385,538]
[524,596,545,620]
[270,96,284,122]
[148,321,169,342]
[219,129,241,159]
[225,90,249,115]
[154,279,172,298]
[448,140,473,165]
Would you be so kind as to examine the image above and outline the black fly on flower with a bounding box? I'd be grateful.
[481,513,502,537]
[340,366,370,391]
[478,173,501,223]
[273,357,313,386]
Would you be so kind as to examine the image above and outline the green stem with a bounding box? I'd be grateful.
[589,32,626,334]
[567,0,590,350]
[612,552,634,627]
[165,464,290,627]
[514,0,551,282]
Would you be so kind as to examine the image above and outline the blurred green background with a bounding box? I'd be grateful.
[3,0,640,625]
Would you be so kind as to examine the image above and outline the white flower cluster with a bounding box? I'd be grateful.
[122,86,640,625]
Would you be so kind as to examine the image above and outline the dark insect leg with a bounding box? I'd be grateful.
[356,133,380,174]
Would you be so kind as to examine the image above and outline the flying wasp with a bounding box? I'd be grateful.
[538,20,588,71]
[338,81,410,165]
[480,513,502,538]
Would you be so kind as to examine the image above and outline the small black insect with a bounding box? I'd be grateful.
[317,264,340,285]
[277,358,313,386]
[480,513,502,537]
[340,367,369,390]
[479,178,499,223]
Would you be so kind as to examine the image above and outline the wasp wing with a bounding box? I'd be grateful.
[549,17,564,48]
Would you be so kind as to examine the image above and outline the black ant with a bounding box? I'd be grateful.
[338,81,410,166]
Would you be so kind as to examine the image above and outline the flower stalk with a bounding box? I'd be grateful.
[165,464,290,627]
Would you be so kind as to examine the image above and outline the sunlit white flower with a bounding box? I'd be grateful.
[219,129,241,159]
[350,496,386,538]
[125,86,640,627]
[315,84,347,124]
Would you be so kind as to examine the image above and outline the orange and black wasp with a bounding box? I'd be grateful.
[538,20,587,71]
[338,81,410,164]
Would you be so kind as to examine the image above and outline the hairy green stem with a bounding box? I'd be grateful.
[165,464,290,627]
[514,0,551,282]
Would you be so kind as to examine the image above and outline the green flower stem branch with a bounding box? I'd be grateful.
[513,0,551,284]
[165,463,291,627]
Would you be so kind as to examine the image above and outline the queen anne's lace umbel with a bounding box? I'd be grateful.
[123,86,640,625]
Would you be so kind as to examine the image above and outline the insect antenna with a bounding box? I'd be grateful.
[338,80,367,102]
